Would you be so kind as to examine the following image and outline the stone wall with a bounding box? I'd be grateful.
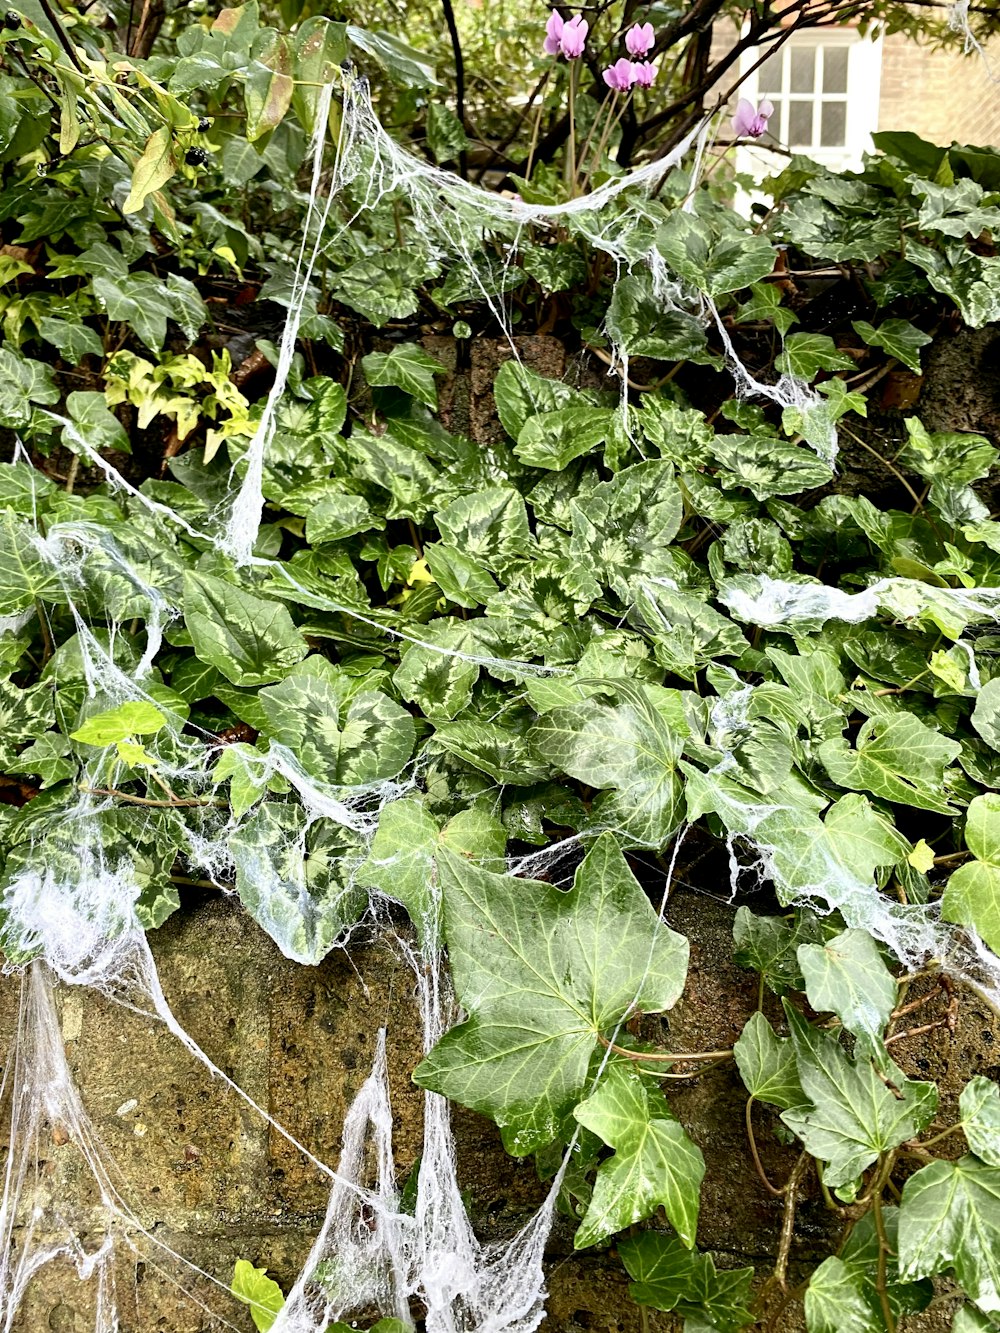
[4,874,997,1333]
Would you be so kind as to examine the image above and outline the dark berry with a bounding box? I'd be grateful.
[197,117,211,133]
[4,11,21,29]
[185,147,209,167]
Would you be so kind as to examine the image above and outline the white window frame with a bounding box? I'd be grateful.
[736,26,883,178]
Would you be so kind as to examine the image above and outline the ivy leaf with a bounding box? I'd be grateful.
[183,571,307,686]
[413,834,689,1154]
[898,1156,1000,1315]
[573,1061,705,1248]
[618,1231,754,1332]
[797,928,896,1048]
[733,1011,804,1110]
[529,682,688,848]
[852,319,932,375]
[960,1077,1000,1168]
[971,678,1000,749]
[362,344,447,409]
[775,333,853,380]
[358,798,505,947]
[733,907,821,996]
[66,390,129,455]
[818,713,962,816]
[780,1004,938,1190]
[347,26,438,87]
[804,1257,880,1333]
[942,794,1000,955]
[231,1260,284,1332]
[259,667,414,786]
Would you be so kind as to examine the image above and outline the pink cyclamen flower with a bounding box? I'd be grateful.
[633,60,656,87]
[625,22,655,57]
[603,56,637,91]
[560,14,588,58]
[732,96,774,138]
[543,9,563,55]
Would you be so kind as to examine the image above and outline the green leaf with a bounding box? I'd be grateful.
[960,1076,1000,1168]
[413,834,688,1154]
[65,390,129,455]
[732,907,809,996]
[183,571,307,687]
[775,333,853,380]
[529,683,688,849]
[362,344,447,409]
[423,542,498,608]
[123,126,177,215]
[712,434,833,500]
[228,803,365,964]
[630,582,748,681]
[514,405,613,470]
[971,677,1000,749]
[70,701,167,746]
[656,212,775,296]
[899,1155,1000,1315]
[245,31,293,141]
[259,667,414,786]
[426,101,468,163]
[392,620,480,720]
[942,794,1000,955]
[818,713,961,816]
[291,17,347,135]
[573,1061,704,1248]
[606,272,711,361]
[231,1259,284,1332]
[493,361,575,439]
[619,1231,754,1332]
[0,511,69,615]
[347,26,438,86]
[434,487,533,568]
[781,1004,937,1190]
[797,928,896,1048]
[805,1257,880,1333]
[733,1011,804,1111]
[852,319,932,375]
[568,461,684,597]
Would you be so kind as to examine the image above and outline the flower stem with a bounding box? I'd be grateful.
[566,59,578,196]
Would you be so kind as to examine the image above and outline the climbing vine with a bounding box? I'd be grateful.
[1,2,1000,1331]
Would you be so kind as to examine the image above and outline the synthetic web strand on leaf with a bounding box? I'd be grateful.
[218,74,817,569]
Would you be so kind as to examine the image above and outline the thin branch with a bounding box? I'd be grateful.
[746,1098,784,1197]
[440,0,468,178]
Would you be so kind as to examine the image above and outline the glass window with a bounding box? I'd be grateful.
[790,46,816,93]
[823,46,849,93]
[788,100,815,145]
[821,101,847,146]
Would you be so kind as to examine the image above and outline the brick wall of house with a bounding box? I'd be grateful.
[878,31,1000,145]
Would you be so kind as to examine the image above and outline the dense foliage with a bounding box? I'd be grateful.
[3,1,1000,1331]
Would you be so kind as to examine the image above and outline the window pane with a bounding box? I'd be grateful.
[789,100,814,145]
[821,101,847,146]
[790,46,815,93]
[758,53,783,95]
[823,45,848,92]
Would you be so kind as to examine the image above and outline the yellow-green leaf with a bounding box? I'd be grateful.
[124,126,177,216]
